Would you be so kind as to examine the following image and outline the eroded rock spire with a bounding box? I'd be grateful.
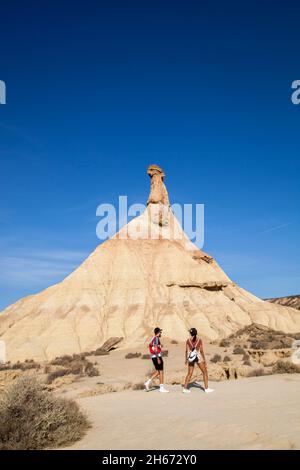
[147,164,170,206]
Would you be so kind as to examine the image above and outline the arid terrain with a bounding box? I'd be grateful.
[63,374,300,450]
[1,324,300,450]
[266,294,300,311]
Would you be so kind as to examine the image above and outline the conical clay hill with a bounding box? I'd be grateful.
[1,165,300,361]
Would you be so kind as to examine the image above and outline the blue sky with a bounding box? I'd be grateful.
[0,0,300,310]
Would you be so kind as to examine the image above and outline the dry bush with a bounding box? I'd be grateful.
[250,340,269,350]
[242,353,250,361]
[219,339,230,347]
[211,354,222,363]
[125,352,142,359]
[162,350,169,358]
[131,382,145,390]
[247,368,267,377]
[233,345,246,355]
[171,340,178,344]
[141,354,151,360]
[0,376,90,450]
[250,337,293,350]
[0,360,40,372]
[223,355,231,362]
[243,359,252,366]
[46,369,69,384]
[47,356,99,384]
[272,361,300,374]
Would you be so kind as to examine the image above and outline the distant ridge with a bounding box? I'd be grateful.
[266,295,300,311]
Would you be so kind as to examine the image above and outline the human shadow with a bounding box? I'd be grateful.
[188,381,205,392]
[146,385,160,392]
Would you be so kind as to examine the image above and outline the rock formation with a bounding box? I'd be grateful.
[266,294,300,311]
[0,165,300,362]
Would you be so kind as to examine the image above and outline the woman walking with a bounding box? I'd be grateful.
[183,328,214,394]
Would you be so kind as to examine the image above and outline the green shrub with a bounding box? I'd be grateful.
[0,376,90,449]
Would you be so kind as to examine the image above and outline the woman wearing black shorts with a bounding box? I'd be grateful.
[183,328,214,394]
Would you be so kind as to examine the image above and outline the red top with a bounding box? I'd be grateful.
[149,336,162,357]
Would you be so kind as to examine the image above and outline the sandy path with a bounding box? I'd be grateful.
[64,374,300,450]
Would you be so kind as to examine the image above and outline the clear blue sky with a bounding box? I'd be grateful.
[0,0,299,310]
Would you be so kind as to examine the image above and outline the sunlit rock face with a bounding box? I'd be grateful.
[1,165,300,362]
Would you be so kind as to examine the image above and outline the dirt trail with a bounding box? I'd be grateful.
[63,374,300,450]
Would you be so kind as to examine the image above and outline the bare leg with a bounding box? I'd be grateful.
[197,362,208,389]
[150,370,159,381]
[159,370,164,385]
[184,365,194,389]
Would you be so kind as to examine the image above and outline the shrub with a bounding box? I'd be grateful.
[242,353,250,361]
[125,352,141,359]
[141,354,151,360]
[171,340,178,344]
[50,354,86,366]
[131,382,145,390]
[46,369,69,384]
[250,340,267,350]
[219,339,230,347]
[272,361,300,374]
[162,350,169,358]
[223,355,231,362]
[210,354,222,363]
[247,368,267,377]
[243,359,252,366]
[0,376,90,449]
[46,358,99,384]
[0,360,40,372]
[44,364,51,374]
[84,362,99,377]
[233,345,246,355]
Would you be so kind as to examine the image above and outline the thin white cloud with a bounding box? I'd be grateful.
[260,222,292,234]
[0,249,87,286]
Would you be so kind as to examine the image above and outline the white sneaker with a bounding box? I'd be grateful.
[182,388,191,394]
[144,380,151,391]
[159,387,169,393]
[204,387,214,393]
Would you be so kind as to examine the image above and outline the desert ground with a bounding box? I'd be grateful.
[47,336,299,450]
[62,374,300,450]
[1,332,300,450]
